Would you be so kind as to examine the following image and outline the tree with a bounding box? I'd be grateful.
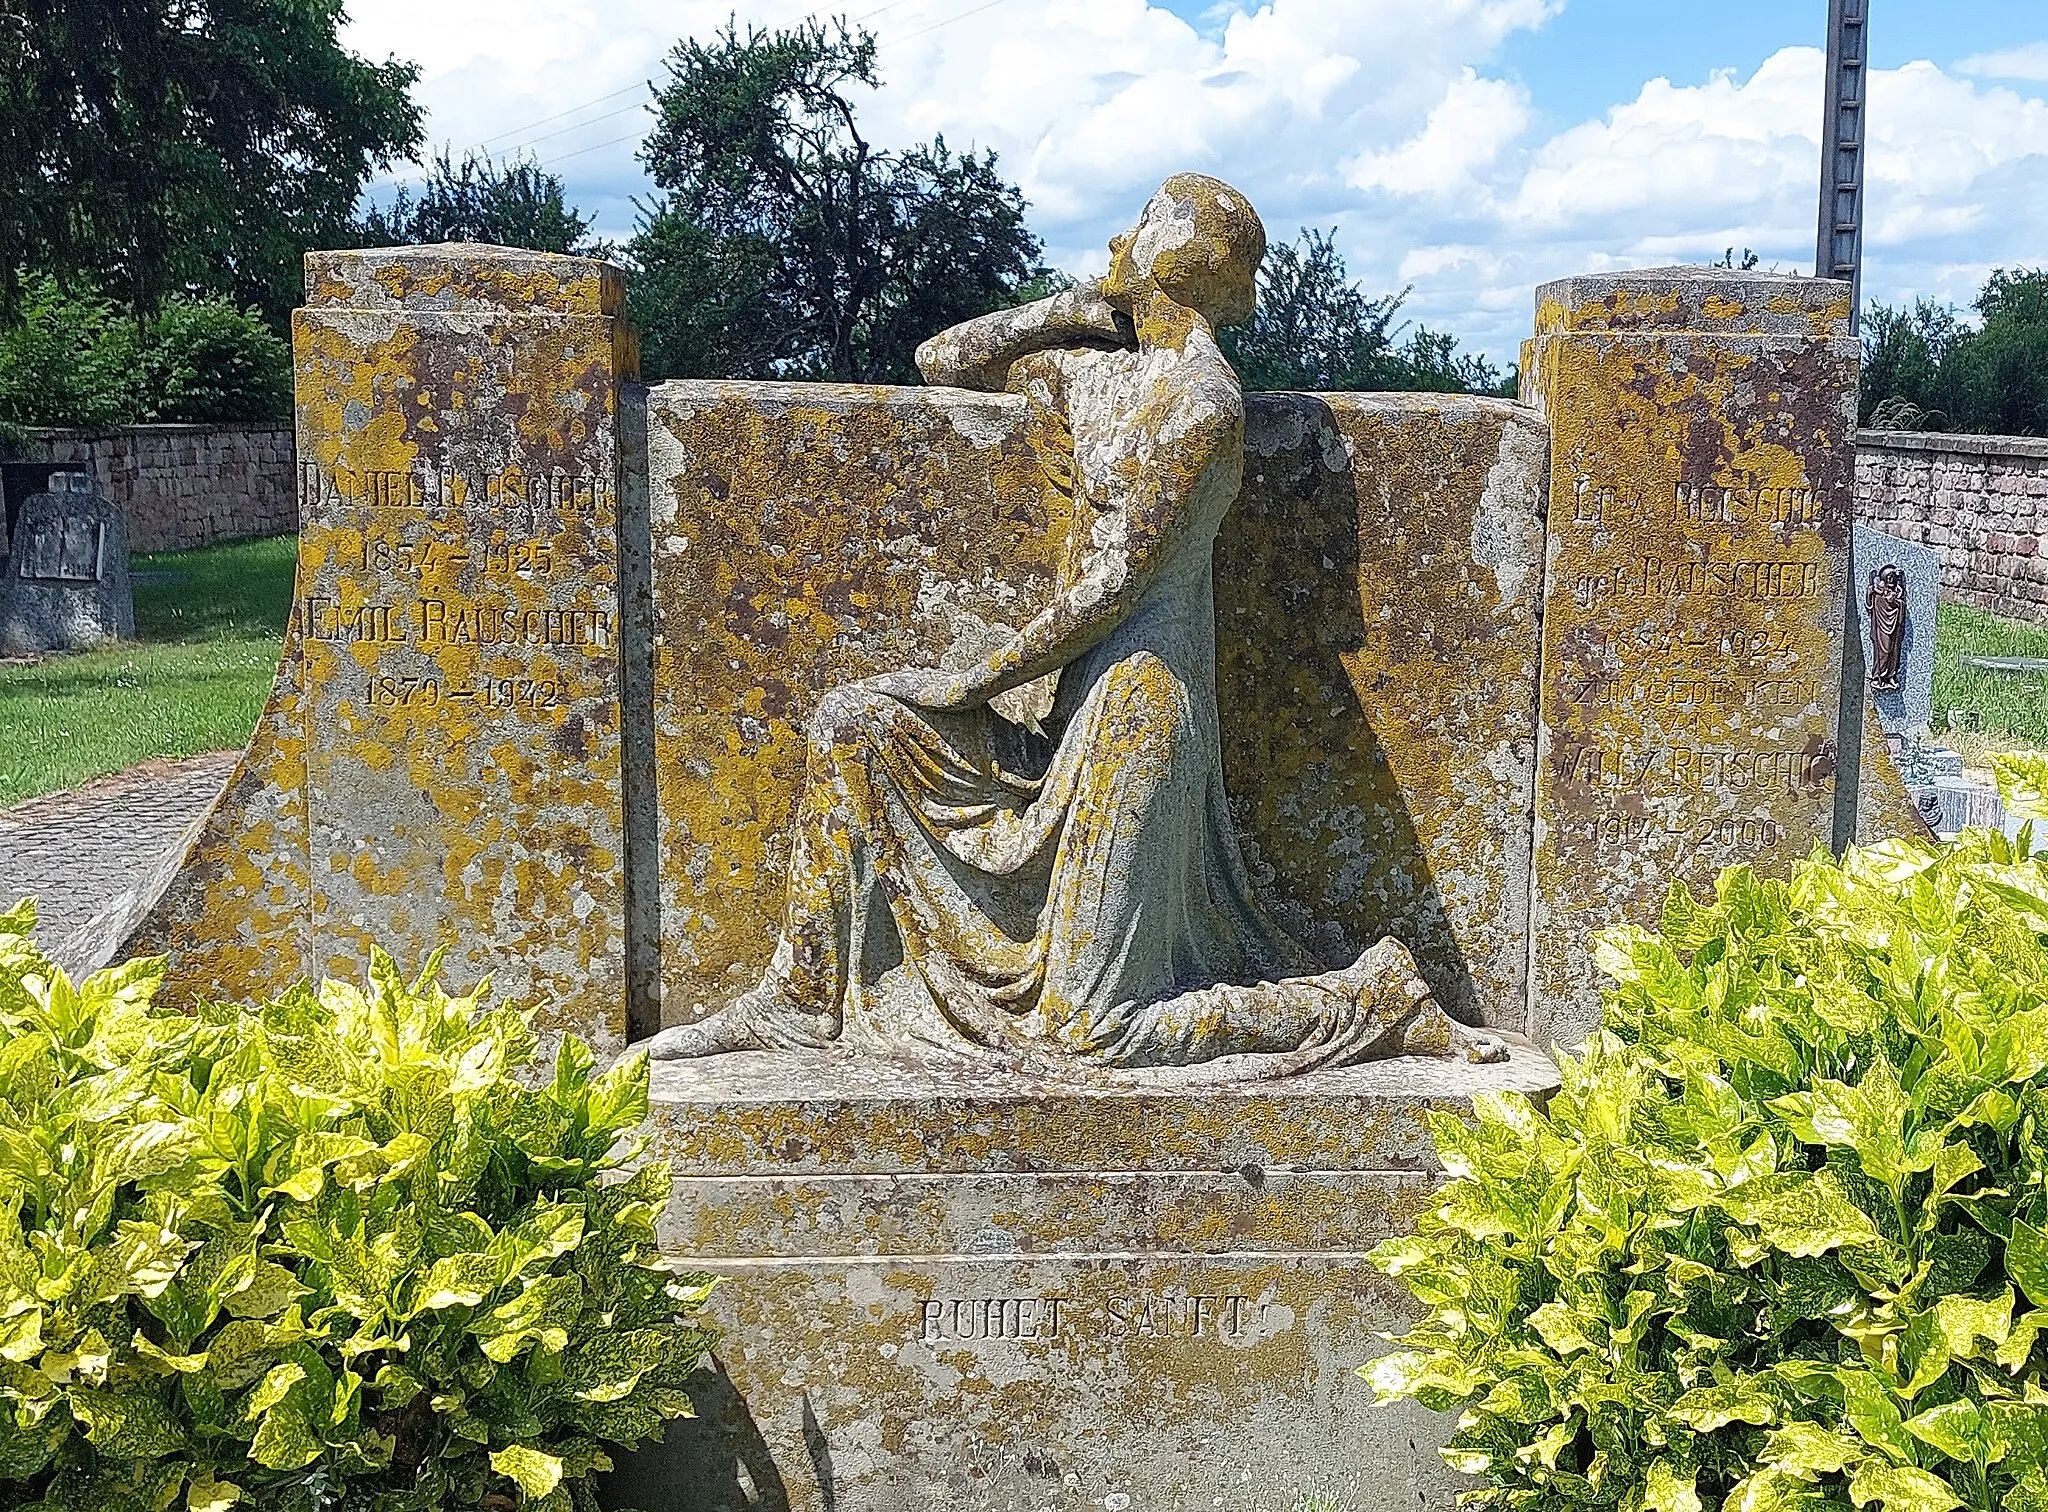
[355,149,598,255]
[0,0,422,327]
[1219,228,1507,396]
[1861,270,2048,436]
[627,19,1044,383]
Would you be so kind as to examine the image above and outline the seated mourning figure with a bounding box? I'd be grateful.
[650,174,1506,1077]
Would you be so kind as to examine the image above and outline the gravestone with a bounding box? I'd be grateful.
[1522,269,1858,1049]
[1854,524,1938,734]
[93,231,1913,1508]
[0,472,133,654]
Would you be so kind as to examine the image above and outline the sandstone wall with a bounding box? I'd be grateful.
[7,423,295,554]
[1858,429,2048,619]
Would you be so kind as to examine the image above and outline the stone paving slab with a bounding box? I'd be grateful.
[0,752,237,959]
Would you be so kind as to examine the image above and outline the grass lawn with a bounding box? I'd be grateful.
[0,534,295,806]
[1935,600,2048,754]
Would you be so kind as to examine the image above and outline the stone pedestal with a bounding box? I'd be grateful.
[606,1045,1557,1512]
[1522,270,1858,1049]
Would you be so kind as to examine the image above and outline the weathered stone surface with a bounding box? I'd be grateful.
[287,245,632,1049]
[0,474,134,653]
[1854,523,1938,734]
[5,423,296,555]
[99,245,635,1043]
[1224,393,1544,1029]
[646,386,1543,1033]
[1523,269,1857,1049]
[605,1045,1558,1512]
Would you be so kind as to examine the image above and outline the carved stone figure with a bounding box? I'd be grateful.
[1867,563,1907,693]
[648,175,1504,1076]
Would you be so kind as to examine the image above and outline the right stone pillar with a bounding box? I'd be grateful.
[1523,269,1858,1049]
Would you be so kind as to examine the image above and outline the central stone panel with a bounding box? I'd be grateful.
[643,383,1545,1034]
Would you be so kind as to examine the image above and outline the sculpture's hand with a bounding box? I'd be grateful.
[868,667,981,711]
[1049,281,1124,343]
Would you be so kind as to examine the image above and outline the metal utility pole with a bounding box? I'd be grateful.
[1825,0,1871,855]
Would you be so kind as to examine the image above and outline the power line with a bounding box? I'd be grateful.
[879,0,1012,49]
[496,98,651,157]
[539,130,646,170]
[472,83,646,151]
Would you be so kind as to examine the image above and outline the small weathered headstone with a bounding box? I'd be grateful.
[1854,524,1938,734]
[0,472,133,655]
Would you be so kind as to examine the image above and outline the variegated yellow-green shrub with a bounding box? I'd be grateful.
[0,901,712,1512]
[1370,758,2048,1512]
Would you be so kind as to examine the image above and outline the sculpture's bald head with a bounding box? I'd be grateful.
[1103,174,1266,329]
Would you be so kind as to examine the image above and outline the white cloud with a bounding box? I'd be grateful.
[1346,69,1529,201]
[1958,41,2048,82]
[338,1,2048,364]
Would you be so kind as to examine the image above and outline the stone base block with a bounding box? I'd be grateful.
[607,1045,1558,1512]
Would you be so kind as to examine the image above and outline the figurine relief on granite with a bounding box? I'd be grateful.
[1867,563,1908,694]
[649,174,1505,1077]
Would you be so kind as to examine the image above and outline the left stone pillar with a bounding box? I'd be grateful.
[293,245,633,1051]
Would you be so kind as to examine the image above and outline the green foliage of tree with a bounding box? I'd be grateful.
[135,300,292,424]
[1863,270,2048,436]
[0,905,713,1512]
[0,276,142,432]
[626,19,1044,383]
[0,276,291,430]
[355,150,599,257]
[1370,763,2048,1512]
[1,0,422,327]
[1218,229,1507,396]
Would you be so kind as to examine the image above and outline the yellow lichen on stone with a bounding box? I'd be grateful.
[1526,268,1858,1048]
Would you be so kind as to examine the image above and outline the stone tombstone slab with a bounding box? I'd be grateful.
[291,244,632,1050]
[643,383,1544,1033]
[1854,524,1939,735]
[1523,269,1857,1049]
[605,1044,1559,1512]
[0,472,134,654]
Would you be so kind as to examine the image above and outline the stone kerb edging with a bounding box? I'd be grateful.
[1858,428,2048,461]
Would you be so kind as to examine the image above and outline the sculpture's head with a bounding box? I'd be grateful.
[1101,174,1266,328]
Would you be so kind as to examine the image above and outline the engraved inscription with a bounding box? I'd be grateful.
[365,675,566,711]
[1570,479,1822,530]
[1571,556,1822,608]
[1557,744,1834,796]
[363,536,557,577]
[299,462,611,521]
[19,516,105,583]
[296,595,615,649]
[917,1294,1284,1344]
[1590,812,1786,852]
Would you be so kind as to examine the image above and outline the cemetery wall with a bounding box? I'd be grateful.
[1858,428,2048,620]
[7,422,295,553]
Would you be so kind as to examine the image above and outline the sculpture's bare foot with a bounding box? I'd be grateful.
[1399,1001,1509,1064]
[646,982,834,1059]
[646,994,775,1060]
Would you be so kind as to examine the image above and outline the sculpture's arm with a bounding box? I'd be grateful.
[877,391,1239,710]
[916,283,1124,392]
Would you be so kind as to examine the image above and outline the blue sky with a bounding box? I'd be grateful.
[341,0,2048,363]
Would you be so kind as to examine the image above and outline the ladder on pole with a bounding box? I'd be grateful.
[1827,0,1871,855]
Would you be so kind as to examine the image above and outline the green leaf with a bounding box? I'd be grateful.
[1992,752,2048,820]
[186,1470,242,1512]
[248,1402,321,1470]
[245,1361,305,1419]
[1762,1421,1862,1480]
[1847,1463,1963,1512]
[1840,1370,1915,1463]
[1644,1459,1704,1512]
[491,1445,564,1500]
[2011,1218,2048,1309]
[1670,1380,1777,1431]
[1904,1399,1984,1464]
[1728,1172,1882,1257]
[1932,1290,2011,1361]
